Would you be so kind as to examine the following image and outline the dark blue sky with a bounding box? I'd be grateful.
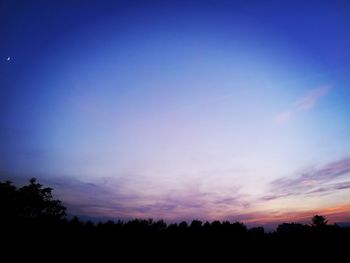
[1,0,350,224]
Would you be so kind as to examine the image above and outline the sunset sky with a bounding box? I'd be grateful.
[1,0,350,226]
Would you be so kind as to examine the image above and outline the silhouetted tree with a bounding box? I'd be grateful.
[0,178,66,224]
[178,221,188,229]
[69,216,82,228]
[277,222,306,236]
[19,178,66,222]
[312,215,328,227]
[155,219,167,231]
[248,226,264,236]
[190,220,202,229]
[2,177,350,262]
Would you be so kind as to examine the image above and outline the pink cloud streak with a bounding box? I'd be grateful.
[275,85,331,124]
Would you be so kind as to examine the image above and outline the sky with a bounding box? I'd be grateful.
[1,0,350,227]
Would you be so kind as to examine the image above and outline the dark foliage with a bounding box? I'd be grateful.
[1,179,349,262]
[312,214,328,227]
[0,178,66,224]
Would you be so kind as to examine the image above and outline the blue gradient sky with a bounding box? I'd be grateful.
[1,0,350,225]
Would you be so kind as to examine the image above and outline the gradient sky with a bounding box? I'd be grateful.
[1,0,350,226]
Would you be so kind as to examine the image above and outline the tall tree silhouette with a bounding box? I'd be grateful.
[311,215,328,227]
[0,178,66,224]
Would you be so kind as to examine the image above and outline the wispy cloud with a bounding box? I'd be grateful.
[306,181,350,194]
[297,86,330,109]
[3,171,350,226]
[262,158,350,200]
[275,85,331,123]
[16,175,246,221]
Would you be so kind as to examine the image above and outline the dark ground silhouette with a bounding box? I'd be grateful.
[1,178,349,261]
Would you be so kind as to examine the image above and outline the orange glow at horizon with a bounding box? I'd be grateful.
[242,204,350,225]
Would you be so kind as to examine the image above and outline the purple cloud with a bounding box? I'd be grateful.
[297,86,331,110]
[275,85,331,123]
[21,175,246,221]
[262,157,350,200]
[307,181,350,194]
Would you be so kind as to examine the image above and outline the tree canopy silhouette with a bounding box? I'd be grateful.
[1,178,349,262]
[0,178,66,224]
[311,215,328,227]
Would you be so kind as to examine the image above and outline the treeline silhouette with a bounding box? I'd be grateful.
[1,178,349,261]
